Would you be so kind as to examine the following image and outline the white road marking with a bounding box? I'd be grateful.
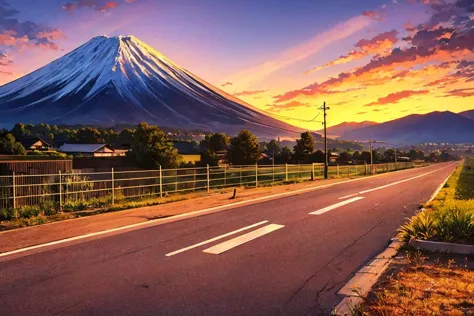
[0,163,454,259]
[309,197,365,215]
[338,193,359,200]
[202,224,285,255]
[358,166,452,195]
[165,220,269,257]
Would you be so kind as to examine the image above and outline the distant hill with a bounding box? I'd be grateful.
[317,121,378,138]
[459,110,474,120]
[339,111,474,145]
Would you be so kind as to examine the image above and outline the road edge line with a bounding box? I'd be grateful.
[332,162,458,316]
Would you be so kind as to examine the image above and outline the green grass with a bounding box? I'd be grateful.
[456,157,474,200]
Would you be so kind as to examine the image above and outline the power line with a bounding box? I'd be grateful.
[262,109,323,123]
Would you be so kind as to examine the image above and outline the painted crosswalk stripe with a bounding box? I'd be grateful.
[165,220,269,257]
[202,224,284,255]
[309,196,365,215]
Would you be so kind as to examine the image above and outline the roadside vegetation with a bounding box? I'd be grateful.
[398,158,474,245]
[348,158,474,315]
[352,251,474,315]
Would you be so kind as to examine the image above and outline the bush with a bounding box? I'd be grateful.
[17,205,41,219]
[399,203,474,244]
[399,211,437,242]
[0,208,17,220]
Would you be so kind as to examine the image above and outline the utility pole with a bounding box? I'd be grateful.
[369,140,374,175]
[321,102,330,179]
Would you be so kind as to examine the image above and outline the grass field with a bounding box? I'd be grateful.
[456,157,474,200]
[180,154,201,163]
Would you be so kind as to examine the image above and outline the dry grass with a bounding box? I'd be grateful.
[359,253,474,316]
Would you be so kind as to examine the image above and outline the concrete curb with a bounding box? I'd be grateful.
[332,162,458,316]
[409,239,474,255]
[333,239,403,315]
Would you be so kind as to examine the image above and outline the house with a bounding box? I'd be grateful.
[58,144,127,157]
[329,152,339,164]
[20,137,51,151]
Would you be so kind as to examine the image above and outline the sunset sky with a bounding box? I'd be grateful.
[0,0,473,129]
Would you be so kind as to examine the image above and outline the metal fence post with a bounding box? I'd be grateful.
[224,165,227,187]
[240,166,242,186]
[12,172,16,209]
[59,170,62,211]
[285,163,288,181]
[255,163,258,187]
[111,168,115,205]
[159,165,163,198]
[312,163,315,180]
[207,164,210,192]
[337,164,339,177]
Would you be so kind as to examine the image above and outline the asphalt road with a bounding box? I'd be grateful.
[0,162,457,316]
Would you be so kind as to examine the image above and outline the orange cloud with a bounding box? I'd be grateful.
[364,90,429,107]
[266,100,310,112]
[234,89,269,97]
[221,82,233,87]
[306,30,399,73]
[62,0,131,13]
[443,88,474,98]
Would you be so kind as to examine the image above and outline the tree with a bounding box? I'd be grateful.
[352,151,361,161]
[11,123,29,140]
[359,151,371,163]
[128,122,181,169]
[293,131,315,163]
[199,133,230,166]
[227,130,260,165]
[0,134,25,155]
[337,151,352,164]
[200,133,229,152]
[276,146,292,164]
[408,149,418,161]
[312,149,325,163]
[383,149,396,162]
[417,150,425,160]
[75,128,104,144]
[266,139,281,156]
[116,129,134,148]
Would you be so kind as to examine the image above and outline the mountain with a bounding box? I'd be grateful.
[459,109,474,120]
[339,111,474,145]
[0,35,302,138]
[317,121,378,138]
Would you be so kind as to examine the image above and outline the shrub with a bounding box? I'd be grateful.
[398,211,437,242]
[0,208,17,220]
[434,206,474,243]
[17,205,41,219]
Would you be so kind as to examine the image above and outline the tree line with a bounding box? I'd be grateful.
[0,123,458,169]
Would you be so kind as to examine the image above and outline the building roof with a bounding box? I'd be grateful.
[58,143,108,153]
[20,136,51,148]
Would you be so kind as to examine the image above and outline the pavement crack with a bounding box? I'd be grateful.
[285,220,384,306]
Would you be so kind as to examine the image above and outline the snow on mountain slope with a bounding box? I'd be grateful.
[0,35,302,137]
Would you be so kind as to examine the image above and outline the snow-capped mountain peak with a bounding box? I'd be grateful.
[0,35,301,138]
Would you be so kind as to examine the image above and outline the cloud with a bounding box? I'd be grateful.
[62,0,136,13]
[266,100,310,112]
[364,90,429,107]
[226,14,373,88]
[234,89,269,97]
[221,81,233,87]
[0,1,64,52]
[362,11,384,21]
[306,30,399,73]
[356,111,367,115]
[443,87,474,98]
[0,51,12,66]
